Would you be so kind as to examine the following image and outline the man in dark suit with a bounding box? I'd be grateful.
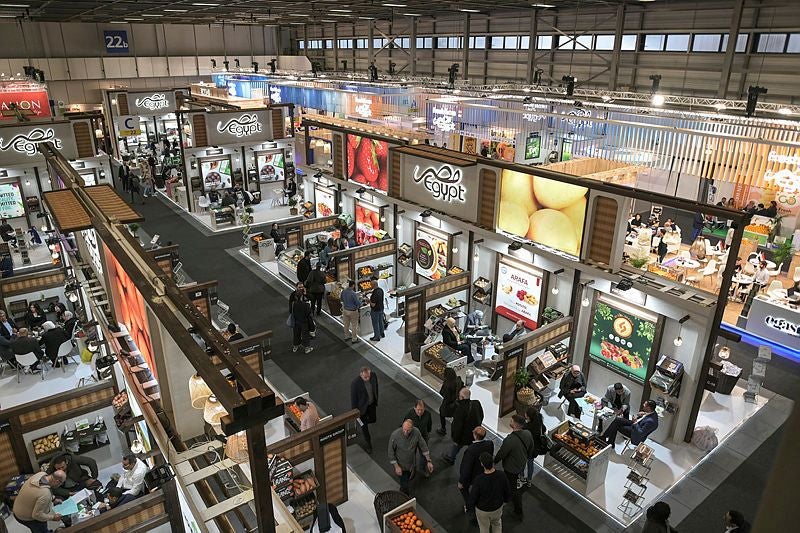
[0,218,16,248]
[11,328,44,371]
[350,366,378,454]
[723,510,750,533]
[0,310,16,339]
[444,387,484,464]
[296,251,312,286]
[602,400,659,448]
[458,426,493,521]
[39,321,70,366]
[559,365,587,418]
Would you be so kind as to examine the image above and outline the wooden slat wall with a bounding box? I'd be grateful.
[60,492,167,533]
[478,168,497,229]
[0,270,66,297]
[423,271,471,300]
[0,429,20,482]
[390,151,401,199]
[192,114,208,148]
[333,134,344,179]
[117,94,129,116]
[499,352,520,417]
[336,258,350,284]
[72,122,95,158]
[587,196,618,266]
[322,436,346,504]
[17,384,115,429]
[404,292,424,356]
[271,109,284,140]
[351,239,396,262]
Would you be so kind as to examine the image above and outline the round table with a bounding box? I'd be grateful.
[674,258,700,269]
[731,274,754,302]
[748,257,776,270]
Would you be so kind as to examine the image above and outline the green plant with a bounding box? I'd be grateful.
[288,195,298,207]
[128,223,140,235]
[514,368,531,389]
[771,238,794,270]
[769,214,784,241]
[629,256,649,269]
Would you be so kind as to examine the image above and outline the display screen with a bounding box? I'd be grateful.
[257,151,284,182]
[588,298,657,384]
[200,158,232,191]
[496,169,588,257]
[355,201,381,245]
[495,256,543,330]
[524,134,541,160]
[314,186,335,218]
[346,134,389,192]
[0,182,25,218]
[415,224,448,281]
[561,139,573,162]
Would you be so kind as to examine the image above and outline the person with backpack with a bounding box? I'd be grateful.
[129,171,142,205]
[494,414,534,517]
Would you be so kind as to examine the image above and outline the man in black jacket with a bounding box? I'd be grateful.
[39,321,70,367]
[350,367,378,454]
[469,452,511,532]
[296,251,312,286]
[559,364,587,418]
[369,276,385,341]
[47,453,99,499]
[118,163,130,192]
[291,292,314,354]
[11,328,44,371]
[0,310,16,339]
[305,263,326,316]
[494,414,534,517]
[443,387,484,464]
[458,426,493,519]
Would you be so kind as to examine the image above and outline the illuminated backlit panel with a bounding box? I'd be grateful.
[105,246,156,376]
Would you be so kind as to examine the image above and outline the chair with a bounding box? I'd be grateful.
[15,352,44,382]
[56,339,78,371]
[742,262,756,276]
[197,195,211,214]
[766,263,783,277]
[766,280,784,298]
[76,353,98,387]
[695,259,718,288]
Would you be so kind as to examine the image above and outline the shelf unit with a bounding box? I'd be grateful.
[544,420,612,494]
[617,443,654,518]
[526,342,569,392]
[472,277,492,306]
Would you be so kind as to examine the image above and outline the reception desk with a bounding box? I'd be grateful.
[746,295,800,347]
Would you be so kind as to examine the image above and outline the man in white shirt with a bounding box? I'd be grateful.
[118,454,149,496]
[753,261,770,289]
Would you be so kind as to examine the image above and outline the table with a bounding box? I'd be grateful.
[673,258,700,269]
[731,274,754,302]
[749,257,776,270]
[581,397,616,432]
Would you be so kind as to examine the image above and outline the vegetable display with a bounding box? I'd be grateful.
[346,134,389,192]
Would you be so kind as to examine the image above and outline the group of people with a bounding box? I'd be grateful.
[0,302,78,373]
[11,453,150,532]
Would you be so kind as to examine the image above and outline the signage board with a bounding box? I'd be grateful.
[400,154,480,223]
[346,134,390,192]
[495,255,543,330]
[414,224,449,281]
[0,122,78,164]
[117,115,141,137]
[205,110,272,146]
[0,182,25,218]
[319,425,346,445]
[126,90,176,116]
[314,185,335,218]
[0,90,51,120]
[355,200,382,245]
[524,134,541,160]
[103,30,130,54]
[256,150,284,182]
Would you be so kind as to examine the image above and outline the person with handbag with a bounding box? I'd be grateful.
[521,404,547,488]
[494,414,534,517]
[437,367,463,436]
[305,263,327,316]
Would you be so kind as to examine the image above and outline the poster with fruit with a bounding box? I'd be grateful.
[355,201,382,245]
[497,169,588,257]
[346,134,390,192]
[495,257,543,330]
[588,298,657,383]
[314,186,335,218]
[415,225,449,280]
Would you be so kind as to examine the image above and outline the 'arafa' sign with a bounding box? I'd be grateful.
[412,165,466,203]
[216,113,263,138]
[401,154,480,223]
[0,127,63,156]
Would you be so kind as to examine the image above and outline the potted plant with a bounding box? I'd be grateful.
[771,237,794,272]
[514,368,535,403]
[628,247,651,270]
[128,223,139,238]
[288,196,299,216]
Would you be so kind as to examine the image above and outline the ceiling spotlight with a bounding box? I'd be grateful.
[562,75,576,97]
[420,209,432,218]
[651,94,665,106]
[551,268,564,295]
[452,247,459,253]
[581,279,595,307]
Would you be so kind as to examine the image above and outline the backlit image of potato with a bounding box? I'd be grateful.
[497,170,588,256]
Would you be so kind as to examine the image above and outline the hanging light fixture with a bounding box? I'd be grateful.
[674,315,690,347]
[203,395,227,426]
[551,268,564,295]
[581,279,595,307]
[224,431,249,463]
[718,345,731,360]
[130,439,145,454]
[189,374,212,409]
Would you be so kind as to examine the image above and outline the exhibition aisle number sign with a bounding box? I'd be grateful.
[104,30,130,54]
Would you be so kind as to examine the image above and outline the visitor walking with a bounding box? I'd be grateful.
[458,426,493,519]
[289,288,314,354]
[494,414,534,517]
[369,275,385,341]
[443,387,484,464]
[341,280,360,344]
[522,404,545,487]
[350,366,378,454]
[387,419,434,494]
[305,263,326,316]
[403,400,432,473]
[437,367,463,436]
[468,452,510,533]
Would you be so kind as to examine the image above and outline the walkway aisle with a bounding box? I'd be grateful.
[130,192,601,532]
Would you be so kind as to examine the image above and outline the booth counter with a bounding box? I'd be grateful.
[745,294,800,348]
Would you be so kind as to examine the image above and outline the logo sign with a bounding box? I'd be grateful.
[269,86,282,104]
[768,151,800,168]
[0,90,52,120]
[134,93,169,112]
[118,115,141,137]
[104,30,130,54]
[216,113,263,138]
[198,86,211,97]
[319,425,346,445]
[431,106,458,132]
[354,96,372,118]
[412,165,466,203]
[0,127,62,156]
[764,315,800,337]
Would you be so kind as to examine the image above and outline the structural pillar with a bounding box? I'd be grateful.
[409,17,417,76]
[247,422,275,533]
[608,3,625,90]
[462,14,470,80]
[368,21,375,68]
[527,9,539,84]
[717,0,745,98]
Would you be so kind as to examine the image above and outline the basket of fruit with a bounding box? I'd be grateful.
[387,509,432,533]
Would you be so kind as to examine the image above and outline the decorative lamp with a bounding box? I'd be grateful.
[718,346,731,360]
[224,431,249,463]
[130,439,145,454]
[203,395,227,426]
[189,374,212,409]
[689,236,706,261]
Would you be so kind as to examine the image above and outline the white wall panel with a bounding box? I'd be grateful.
[119,57,138,77]
[85,58,104,79]
[103,58,122,79]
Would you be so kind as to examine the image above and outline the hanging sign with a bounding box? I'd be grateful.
[400,154,480,222]
[0,122,77,164]
[431,105,458,133]
[118,115,141,137]
[127,91,176,116]
[205,110,272,145]
[103,30,130,54]
[269,86,282,103]
[0,90,52,120]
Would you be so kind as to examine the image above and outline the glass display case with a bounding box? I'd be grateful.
[277,248,305,281]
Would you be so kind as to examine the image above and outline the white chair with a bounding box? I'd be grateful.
[766,280,784,297]
[15,352,44,382]
[76,353,98,387]
[56,339,78,371]
[197,195,211,214]
[679,250,691,260]
[742,262,756,276]
[695,259,718,288]
[766,263,783,277]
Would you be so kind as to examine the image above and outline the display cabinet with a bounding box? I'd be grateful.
[277,248,304,281]
[544,420,612,494]
[249,232,276,263]
[420,341,467,384]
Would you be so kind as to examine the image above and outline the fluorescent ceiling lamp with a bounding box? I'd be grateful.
[0,13,17,16]
[359,16,376,19]
[460,8,480,12]
[290,13,309,16]
[125,17,144,21]
[142,14,163,17]
[330,8,352,12]
[289,22,305,24]
[164,8,188,12]
[532,3,556,7]
[110,21,127,24]
[0,3,29,7]
[403,12,422,16]
[192,2,220,6]
[383,2,407,6]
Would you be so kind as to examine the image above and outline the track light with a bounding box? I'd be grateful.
[222,60,229,71]
[551,268,564,295]
[617,278,634,291]
[420,209,432,218]
[268,58,277,74]
[355,187,366,194]
[508,241,523,252]
[533,68,543,85]
[581,279,595,307]
[252,61,258,72]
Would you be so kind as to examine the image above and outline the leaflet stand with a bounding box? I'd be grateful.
[617,443,654,519]
[744,346,771,404]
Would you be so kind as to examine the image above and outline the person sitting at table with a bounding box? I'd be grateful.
[755,200,778,218]
[0,309,17,339]
[52,302,67,323]
[442,317,473,363]
[733,257,743,274]
[61,311,78,338]
[220,191,237,207]
[600,383,631,431]
[559,365,587,418]
[47,452,100,499]
[12,328,44,372]
[107,454,149,498]
[318,238,336,268]
[0,218,17,248]
[629,213,643,228]
[663,218,679,234]
[98,487,137,512]
[754,261,770,291]
[39,321,70,367]
[225,322,244,342]
[502,319,526,343]
[25,303,46,329]
[464,310,486,331]
[602,400,659,449]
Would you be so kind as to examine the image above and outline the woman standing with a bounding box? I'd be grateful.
[437,367,464,436]
[305,262,327,316]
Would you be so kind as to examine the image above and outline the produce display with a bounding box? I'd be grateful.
[497,169,588,256]
[292,472,318,497]
[427,305,446,319]
[447,266,464,275]
[589,299,656,383]
[286,402,303,422]
[358,266,374,279]
[346,135,389,192]
[389,510,432,533]
[647,263,680,281]
[112,390,129,410]
[292,493,317,521]
[398,243,412,256]
[423,359,446,379]
[32,433,60,458]
[744,223,770,235]
[553,431,603,459]
[473,277,491,291]
[359,280,376,292]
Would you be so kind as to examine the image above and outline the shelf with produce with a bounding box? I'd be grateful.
[446,266,465,276]
[540,307,565,326]
[32,433,61,463]
[397,255,412,268]
[420,342,468,384]
[291,491,317,526]
[290,471,319,500]
[472,289,491,305]
[544,420,612,494]
[357,263,394,281]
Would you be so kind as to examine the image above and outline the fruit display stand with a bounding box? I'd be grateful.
[384,498,435,533]
[249,232,276,262]
[420,341,468,384]
[277,248,305,281]
[544,420,612,494]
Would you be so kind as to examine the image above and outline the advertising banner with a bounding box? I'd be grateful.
[126,90,177,116]
[588,297,657,383]
[524,134,541,160]
[346,134,390,192]
[495,256,543,330]
[496,169,588,257]
[199,157,233,191]
[206,110,272,146]
[355,200,382,245]
[0,121,78,165]
[0,90,51,120]
[117,115,141,137]
[256,151,285,182]
[400,154,480,223]
[0,182,25,218]
[414,224,449,281]
[314,185,335,218]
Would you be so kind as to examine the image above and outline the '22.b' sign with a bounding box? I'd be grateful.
[104,30,130,54]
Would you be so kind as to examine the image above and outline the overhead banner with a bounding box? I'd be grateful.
[0,90,52,120]
[126,90,177,116]
[205,110,273,146]
[400,154,480,223]
[117,115,141,137]
[0,121,78,165]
